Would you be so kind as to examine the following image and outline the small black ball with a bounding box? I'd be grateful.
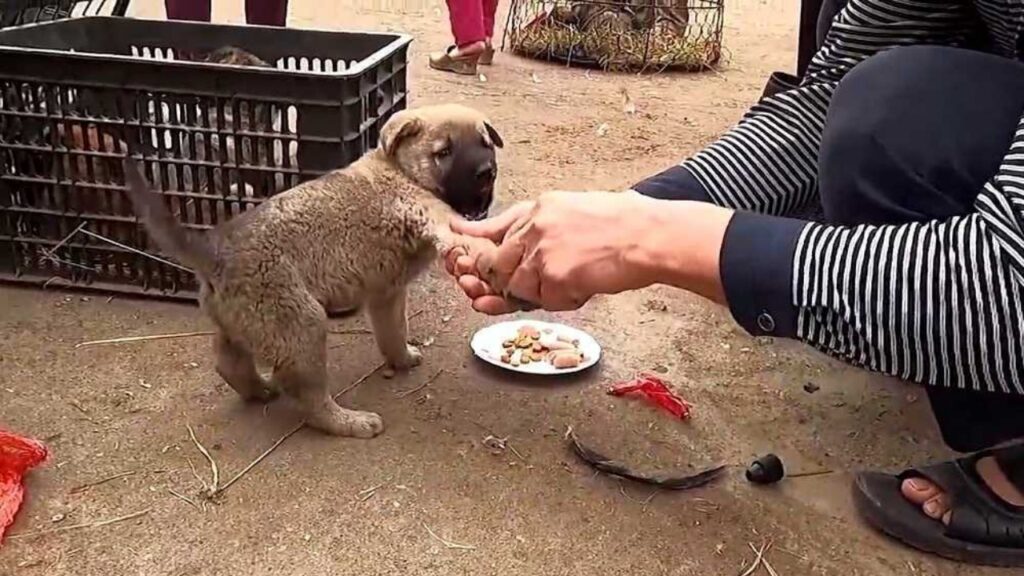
[745,453,785,484]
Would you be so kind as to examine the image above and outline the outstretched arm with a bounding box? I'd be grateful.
[451,178,1024,396]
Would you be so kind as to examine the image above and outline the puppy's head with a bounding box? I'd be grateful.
[379,104,503,221]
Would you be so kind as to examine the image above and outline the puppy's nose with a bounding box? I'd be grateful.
[476,163,496,183]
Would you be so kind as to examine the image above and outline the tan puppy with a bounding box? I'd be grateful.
[123,104,502,437]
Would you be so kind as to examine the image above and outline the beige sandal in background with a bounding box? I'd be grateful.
[429,45,480,76]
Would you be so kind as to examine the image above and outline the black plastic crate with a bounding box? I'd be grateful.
[1,0,128,30]
[0,16,411,300]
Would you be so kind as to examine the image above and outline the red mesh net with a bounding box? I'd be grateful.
[0,430,48,542]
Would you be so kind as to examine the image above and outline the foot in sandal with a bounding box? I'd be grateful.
[429,41,484,76]
[854,444,1024,567]
[479,40,495,65]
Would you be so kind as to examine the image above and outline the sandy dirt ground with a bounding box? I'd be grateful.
[0,0,1009,574]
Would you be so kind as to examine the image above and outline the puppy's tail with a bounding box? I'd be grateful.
[122,157,216,279]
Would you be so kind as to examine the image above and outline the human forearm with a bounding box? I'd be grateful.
[633,199,809,333]
[449,193,801,316]
[630,200,732,305]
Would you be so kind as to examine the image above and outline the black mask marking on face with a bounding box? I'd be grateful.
[438,129,497,220]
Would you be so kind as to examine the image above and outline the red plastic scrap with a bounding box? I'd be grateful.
[0,430,48,543]
[607,374,693,420]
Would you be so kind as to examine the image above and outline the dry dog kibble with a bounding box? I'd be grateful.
[498,324,586,370]
[520,325,541,339]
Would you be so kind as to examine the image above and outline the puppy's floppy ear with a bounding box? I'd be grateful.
[483,121,504,149]
[380,110,423,157]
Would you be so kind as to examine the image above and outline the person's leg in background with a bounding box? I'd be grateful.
[165,0,211,21]
[429,0,488,75]
[166,0,287,26]
[246,0,288,26]
[478,0,499,65]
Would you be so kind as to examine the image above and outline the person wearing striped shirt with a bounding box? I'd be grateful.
[445,0,1024,565]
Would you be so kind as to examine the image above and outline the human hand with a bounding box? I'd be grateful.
[444,200,534,269]
[444,201,535,314]
[447,191,671,313]
[447,193,733,314]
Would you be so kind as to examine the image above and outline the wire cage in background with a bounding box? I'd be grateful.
[503,0,724,72]
[0,0,129,29]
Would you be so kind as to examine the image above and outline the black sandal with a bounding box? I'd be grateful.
[853,444,1024,567]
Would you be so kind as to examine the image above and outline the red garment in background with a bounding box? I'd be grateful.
[0,431,47,543]
[444,0,499,47]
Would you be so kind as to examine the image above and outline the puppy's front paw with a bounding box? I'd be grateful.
[307,404,385,438]
[388,344,422,371]
[345,410,385,439]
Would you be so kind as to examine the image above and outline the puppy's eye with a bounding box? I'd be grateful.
[435,146,451,158]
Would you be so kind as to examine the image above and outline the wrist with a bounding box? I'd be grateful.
[628,199,733,304]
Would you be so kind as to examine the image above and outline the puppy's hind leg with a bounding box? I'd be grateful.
[269,314,383,438]
[366,287,422,372]
[214,331,278,403]
[273,363,384,438]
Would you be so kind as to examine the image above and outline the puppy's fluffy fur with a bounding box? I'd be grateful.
[124,104,502,437]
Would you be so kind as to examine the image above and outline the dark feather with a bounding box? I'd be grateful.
[566,427,727,490]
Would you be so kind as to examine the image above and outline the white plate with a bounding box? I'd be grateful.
[470,319,602,375]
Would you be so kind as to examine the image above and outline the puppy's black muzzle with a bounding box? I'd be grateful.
[465,163,495,220]
[444,152,496,221]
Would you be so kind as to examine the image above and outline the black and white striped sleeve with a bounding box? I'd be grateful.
[724,121,1024,394]
[633,0,977,213]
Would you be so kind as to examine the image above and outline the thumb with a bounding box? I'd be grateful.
[477,235,525,290]
[451,201,533,242]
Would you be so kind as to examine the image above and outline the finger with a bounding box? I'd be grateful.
[451,201,533,242]
[472,295,520,315]
[458,275,496,299]
[500,209,533,243]
[454,253,478,277]
[479,235,527,290]
[444,247,468,276]
[505,259,542,305]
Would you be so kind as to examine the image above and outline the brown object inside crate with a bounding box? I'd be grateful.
[0,17,411,301]
[1,85,296,300]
